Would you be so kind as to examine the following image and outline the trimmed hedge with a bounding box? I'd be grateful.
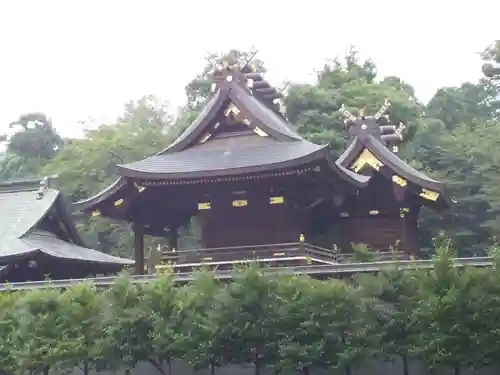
[1,246,500,375]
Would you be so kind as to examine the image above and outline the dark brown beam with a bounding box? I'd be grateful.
[255,87,276,94]
[263,92,283,100]
[167,227,179,250]
[133,225,145,275]
[253,80,271,89]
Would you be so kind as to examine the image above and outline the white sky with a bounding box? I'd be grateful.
[0,0,498,138]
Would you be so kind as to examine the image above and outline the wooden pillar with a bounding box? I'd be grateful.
[167,227,179,251]
[133,224,145,275]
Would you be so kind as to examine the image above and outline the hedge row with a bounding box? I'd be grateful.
[1,247,500,375]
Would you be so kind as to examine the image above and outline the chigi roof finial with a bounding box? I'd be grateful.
[339,100,407,151]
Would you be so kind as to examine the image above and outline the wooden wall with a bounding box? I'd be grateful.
[200,191,301,248]
[338,173,418,253]
[339,215,404,251]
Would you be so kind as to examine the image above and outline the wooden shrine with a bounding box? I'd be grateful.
[74,61,452,273]
[336,102,452,255]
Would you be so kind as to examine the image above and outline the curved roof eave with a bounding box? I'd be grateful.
[72,177,128,213]
[328,158,371,188]
[363,136,447,194]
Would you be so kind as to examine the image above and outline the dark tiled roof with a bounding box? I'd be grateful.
[230,84,302,141]
[0,181,58,241]
[0,179,132,265]
[164,89,227,153]
[118,136,327,179]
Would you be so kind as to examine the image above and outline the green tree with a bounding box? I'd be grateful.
[285,49,423,154]
[275,275,331,375]
[43,96,174,203]
[0,112,63,181]
[412,40,500,252]
[177,270,223,375]
[210,266,281,375]
[411,245,485,375]
[0,153,44,181]
[101,275,152,372]
[425,82,496,129]
[43,95,176,257]
[479,245,500,368]
[356,268,420,375]
[0,293,19,375]
[11,289,65,375]
[278,275,378,375]
[417,119,500,254]
[57,283,105,375]
[142,271,180,375]
[8,112,63,161]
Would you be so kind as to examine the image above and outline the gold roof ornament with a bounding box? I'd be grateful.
[392,175,408,187]
[198,202,211,210]
[351,149,383,172]
[420,188,440,202]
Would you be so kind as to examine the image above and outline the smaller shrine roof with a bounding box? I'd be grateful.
[336,106,453,209]
[338,137,445,192]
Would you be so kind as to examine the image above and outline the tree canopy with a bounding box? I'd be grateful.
[0,248,499,375]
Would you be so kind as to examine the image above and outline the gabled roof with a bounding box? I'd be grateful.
[336,113,453,209]
[114,66,368,186]
[161,67,301,154]
[0,178,132,266]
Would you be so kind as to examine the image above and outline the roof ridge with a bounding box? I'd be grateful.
[0,178,44,193]
[0,176,58,194]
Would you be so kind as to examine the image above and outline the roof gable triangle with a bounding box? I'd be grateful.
[159,65,306,155]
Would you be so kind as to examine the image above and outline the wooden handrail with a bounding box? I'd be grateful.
[303,244,338,260]
[306,243,339,254]
[161,242,301,256]
[336,251,406,263]
[158,242,408,266]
